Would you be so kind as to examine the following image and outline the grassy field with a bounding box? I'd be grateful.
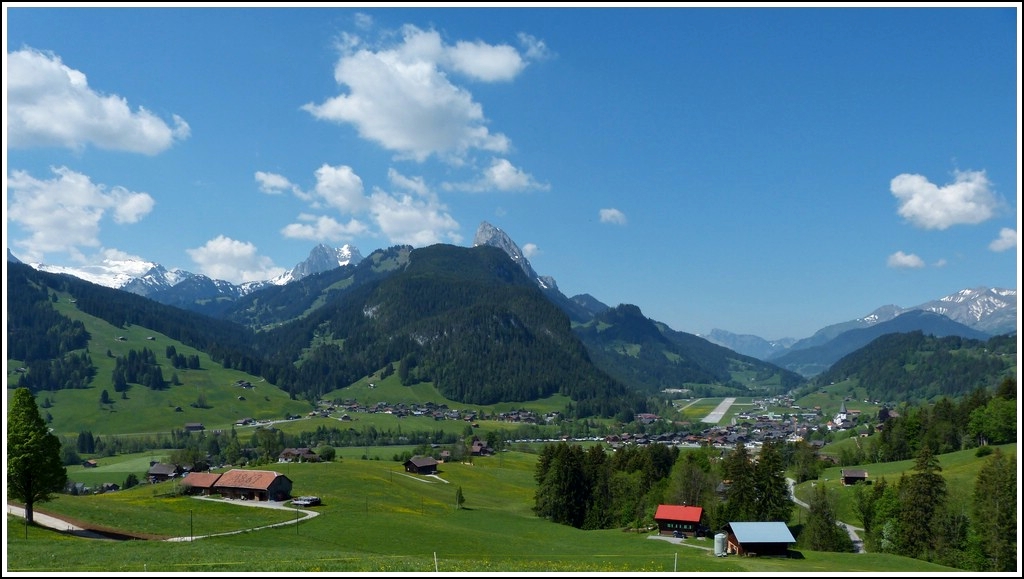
[792,442,1017,527]
[7,449,964,573]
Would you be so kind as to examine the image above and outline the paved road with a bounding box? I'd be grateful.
[8,497,319,542]
[7,504,113,540]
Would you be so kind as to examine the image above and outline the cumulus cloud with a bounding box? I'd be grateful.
[281,214,369,241]
[447,40,526,82]
[368,182,462,246]
[599,208,628,225]
[989,227,1017,252]
[312,164,367,212]
[303,24,546,163]
[271,165,460,247]
[7,166,155,263]
[7,47,190,154]
[522,243,539,258]
[890,169,1001,230]
[186,235,286,284]
[443,158,550,192]
[887,251,925,269]
[255,171,299,195]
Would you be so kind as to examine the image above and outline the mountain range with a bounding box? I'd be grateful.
[7,222,1017,380]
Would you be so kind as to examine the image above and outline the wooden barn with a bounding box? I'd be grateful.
[653,504,705,537]
[841,469,869,485]
[212,469,292,501]
[404,456,438,475]
[180,472,223,496]
[723,521,797,557]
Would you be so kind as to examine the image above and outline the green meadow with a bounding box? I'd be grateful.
[792,442,1017,527]
[8,449,962,573]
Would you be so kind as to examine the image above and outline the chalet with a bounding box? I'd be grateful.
[841,469,869,486]
[653,504,705,537]
[278,447,320,463]
[82,459,99,468]
[181,472,223,496]
[212,469,292,501]
[723,521,796,557]
[147,462,184,483]
[404,456,438,475]
[184,422,205,432]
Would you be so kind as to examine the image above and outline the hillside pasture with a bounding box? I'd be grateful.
[8,450,960,573]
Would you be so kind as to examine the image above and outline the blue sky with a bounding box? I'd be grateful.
[4,4,1020,340]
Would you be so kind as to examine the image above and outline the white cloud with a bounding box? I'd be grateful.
[518,33,553,61]
[313,164,367,212]
[447,40,526,82]
[255,171,297,195]
[388,168,430,196]
[443,158,550,192]
[599,208,627,225]
[281,214,369,241]
[7,166,155,263]
[369,187,461,246]
[186,235,285,284]
[887,251,925,269]
[7,47,190,154]
[302,24,530,162]
[989,227,1017,252]
[522,243,539,258]
[890,169,1001,230]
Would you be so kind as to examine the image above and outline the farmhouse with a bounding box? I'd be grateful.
[404,456,438,475]
[212,469,292,501]
[278,447,320,463]
[181,471,223,496]
[183,422,205,432]
[653,504,704,537]
[841,469,869,485]
[147,462,183,483]
[723,521,797,557]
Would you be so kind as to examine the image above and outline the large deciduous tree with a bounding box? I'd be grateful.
[7,387,68,524]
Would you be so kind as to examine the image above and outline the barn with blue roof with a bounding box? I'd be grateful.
[723,521,797,557]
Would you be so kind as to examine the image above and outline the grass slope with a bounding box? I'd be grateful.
[8,450,960,573]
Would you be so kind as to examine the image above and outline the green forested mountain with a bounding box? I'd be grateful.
[7,246,646,419]
[574,304,805,397]
[809,331,1016,403]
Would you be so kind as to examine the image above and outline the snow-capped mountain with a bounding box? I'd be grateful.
[268,244,363,286]
[13,243,363,301]
[706,287,1016,360]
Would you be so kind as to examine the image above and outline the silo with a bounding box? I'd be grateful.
[714,533,727,557]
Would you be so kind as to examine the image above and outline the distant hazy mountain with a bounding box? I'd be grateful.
[769,309,994,377]
[700,329,797,361]
[705,287,1016,361]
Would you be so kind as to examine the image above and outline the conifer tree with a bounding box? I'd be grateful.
[7,388,68,524]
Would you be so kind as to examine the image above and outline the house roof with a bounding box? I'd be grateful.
[654,504,704,523]
[147,463,179,476]
[182,472,222,489]
[214,469,289,490]
[726,522,796,544]
[406,456,438,468]
[842,469,868,478]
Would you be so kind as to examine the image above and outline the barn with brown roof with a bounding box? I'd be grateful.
[180,472,223,496]
[212,469,293,501]
[404,456,438,475]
